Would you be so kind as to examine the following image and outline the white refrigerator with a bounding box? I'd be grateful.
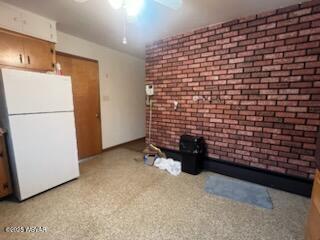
[0,68,80,201]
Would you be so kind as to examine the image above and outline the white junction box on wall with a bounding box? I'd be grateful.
[145,84,154,106]
[146,84,154,96]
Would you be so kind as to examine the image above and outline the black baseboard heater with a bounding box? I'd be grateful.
[161,147,313,197]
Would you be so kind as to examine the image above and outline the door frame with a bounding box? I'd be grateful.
[56,51,98,64]
[56,51,103,158]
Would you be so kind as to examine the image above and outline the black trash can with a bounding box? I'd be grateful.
[179,135,205,175]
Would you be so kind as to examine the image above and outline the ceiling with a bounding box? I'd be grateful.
[2,0,309,58]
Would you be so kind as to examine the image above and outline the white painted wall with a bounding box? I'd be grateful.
[56,31,145,149]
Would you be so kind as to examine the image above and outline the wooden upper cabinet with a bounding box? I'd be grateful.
[23,37,54,71]
[0,29,24,68]
[0,28,55,71]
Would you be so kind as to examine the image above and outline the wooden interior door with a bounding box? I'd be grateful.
[23,37,54,71]
[0,29,25,68]
[316,131,320,169]
[56,52,102,159]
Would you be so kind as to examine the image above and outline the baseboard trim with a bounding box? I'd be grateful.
[79,155,98,164]
[102,137,145,152]
[161,147,313,197]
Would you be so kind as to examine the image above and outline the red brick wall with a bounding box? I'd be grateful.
[145,0,320,179]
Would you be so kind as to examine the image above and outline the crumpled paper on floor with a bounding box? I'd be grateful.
[154,158,181,176]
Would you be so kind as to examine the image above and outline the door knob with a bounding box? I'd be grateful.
[96,113,100,118]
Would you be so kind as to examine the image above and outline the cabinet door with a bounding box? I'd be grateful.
[21,12,57,43]
[0,2,22,33]
[0,30,25,68]
[23,37,55,71]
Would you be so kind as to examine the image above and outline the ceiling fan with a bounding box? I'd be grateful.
[74,0,183,44]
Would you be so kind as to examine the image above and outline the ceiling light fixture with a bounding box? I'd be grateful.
[74,0,182,44]
[125,0,144,17]
[108,0,145,45]
[107,0,182,44]
[108,0,124,10]
[108,0,144,17]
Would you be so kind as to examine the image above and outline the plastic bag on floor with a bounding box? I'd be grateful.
[154,158,181,176]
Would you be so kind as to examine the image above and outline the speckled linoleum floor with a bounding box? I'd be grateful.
[0,142,310,240]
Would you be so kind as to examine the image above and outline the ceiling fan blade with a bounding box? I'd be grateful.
[154,0,183,10]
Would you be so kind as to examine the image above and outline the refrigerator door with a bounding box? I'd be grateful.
[1,68,73,115]
[8,111,79,200]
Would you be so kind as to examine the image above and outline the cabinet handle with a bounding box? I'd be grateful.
[19,54,23,64]
[27,56,31,65]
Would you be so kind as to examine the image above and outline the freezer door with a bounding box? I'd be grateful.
[1,68,73,115]
[8,112,79,200]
